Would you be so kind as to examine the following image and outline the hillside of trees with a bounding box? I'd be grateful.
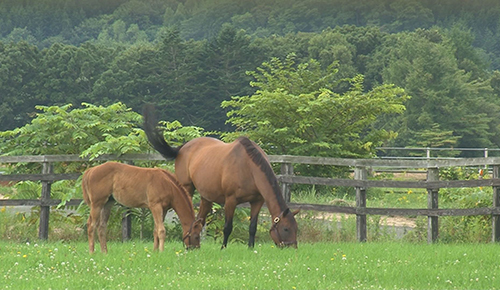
[2,0,500,153]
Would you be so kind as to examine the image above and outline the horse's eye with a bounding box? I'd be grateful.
[283,227,289,232]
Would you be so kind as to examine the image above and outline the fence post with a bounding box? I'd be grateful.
[280,163,294,203]
[355,167,367,242]
[427,167,439,243]
[39,162,53,240]
[492,165,500,242]
[122,210,132,241]
[484,148,489,171]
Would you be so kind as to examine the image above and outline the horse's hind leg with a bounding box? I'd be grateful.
[221,198,237,249]
[248,200,264,248]
[87,203,104,254]
[87,211,97,254]
[97,200,114,253]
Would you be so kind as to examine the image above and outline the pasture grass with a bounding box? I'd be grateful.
[1,240,499,290]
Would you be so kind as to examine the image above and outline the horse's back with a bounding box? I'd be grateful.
[176,137,263,202]
[83,162,178,208]
[180,136,250,171]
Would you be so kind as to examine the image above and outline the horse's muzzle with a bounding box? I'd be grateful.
[276,241,298,248]
[186,244,200,250]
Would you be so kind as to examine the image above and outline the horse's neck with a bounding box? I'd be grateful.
[238,137,288,217]
[172,191,196,229]
[254,173,288,217]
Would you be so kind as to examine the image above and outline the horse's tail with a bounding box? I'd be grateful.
[81,168,91,205]
[142,104,180,159]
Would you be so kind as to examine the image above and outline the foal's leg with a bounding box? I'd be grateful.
[221,198,237,249]
[248,200,265,248]
[97,200,114,253]
[150,204,166,251]
[87,204,104,254]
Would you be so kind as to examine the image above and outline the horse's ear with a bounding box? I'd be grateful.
[195,218,204,225]
[283,208,299,217]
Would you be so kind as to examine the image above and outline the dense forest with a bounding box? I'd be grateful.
[2,0,500,153]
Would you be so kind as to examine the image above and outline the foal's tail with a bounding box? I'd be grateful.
[81,169,91,205]
[142,104,180,159]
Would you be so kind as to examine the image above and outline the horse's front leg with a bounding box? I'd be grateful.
[248,200,265,248]
[197,198,213,227]
[150,204,166,251]
[221,198,237,249]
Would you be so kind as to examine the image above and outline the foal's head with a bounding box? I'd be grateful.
[183,218,203,249]
[269,208,299,248]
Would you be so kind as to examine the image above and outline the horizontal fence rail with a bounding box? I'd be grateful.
[1,154,500,243]
[376,146,500,159]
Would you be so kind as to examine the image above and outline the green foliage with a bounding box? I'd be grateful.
[438,186,492,243]
[415,123,460,149]
[442,187,492,209]
[0,102,146,174]
[439,167,480,181]
[0,207,86,242]
[7,180,80,207]
[2,5,500,150]
[222,54,409,159]
[158,120,206,147]
[203,204,259,245]
[0,41,41,130]
[371,28,500,150]
[0,102,204,203]
[10,182,41,200]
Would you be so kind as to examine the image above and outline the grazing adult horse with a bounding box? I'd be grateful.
[82,162,203,253]
[143,107,299,248]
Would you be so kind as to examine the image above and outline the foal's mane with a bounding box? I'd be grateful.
[159,169,194,213]
[237,137,287,210]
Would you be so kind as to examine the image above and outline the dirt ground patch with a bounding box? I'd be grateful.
[309,212,416,228]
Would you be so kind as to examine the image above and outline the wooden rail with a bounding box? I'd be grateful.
[1,154,500,243]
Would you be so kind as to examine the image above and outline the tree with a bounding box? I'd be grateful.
[221,54,408,159]
[369,29,500,150]
[199,24,262,131]
[5,27,37,44]
[415,123,461,157]
[0,102,204,174]
[0,101,204,205]
[0,102,142,163]
[307,28,357,80]
[388,0,434,32]
[91,42,159,109]
[0,41,41,130]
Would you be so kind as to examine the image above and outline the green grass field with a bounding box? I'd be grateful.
[1,240,499,289]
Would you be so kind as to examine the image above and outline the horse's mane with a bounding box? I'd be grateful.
[159,169,194,214]
[237,137,287,210]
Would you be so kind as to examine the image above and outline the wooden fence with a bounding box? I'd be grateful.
[1,154,500,243]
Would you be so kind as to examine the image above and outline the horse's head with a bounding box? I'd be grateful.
[269,208,299,248]
[183,218,203,250]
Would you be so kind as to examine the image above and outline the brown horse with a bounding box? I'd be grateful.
[82,162,203,253]
[143,107,299,248]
